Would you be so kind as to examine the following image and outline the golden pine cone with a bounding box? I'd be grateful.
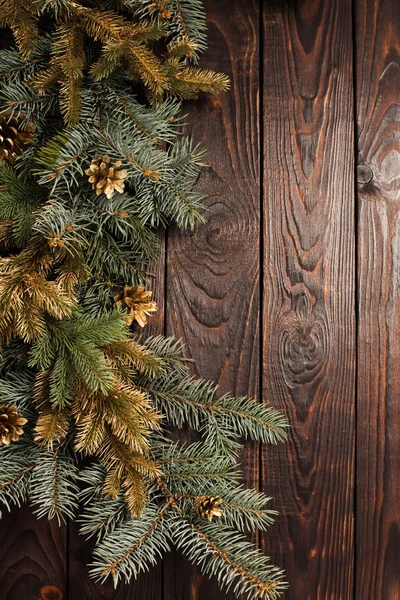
[0,405,28,446]
[114,285,158,327]
[0,112,36,165]
[85,155,127,200]
[194,495,223,522]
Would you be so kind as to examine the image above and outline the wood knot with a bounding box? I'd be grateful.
[357,164,373,185]
[278,286,328,387]
[40,585,63,600]
[199,206,243,257]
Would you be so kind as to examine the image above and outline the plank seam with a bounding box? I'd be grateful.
[352,0,359,598]
[258,0,264,558]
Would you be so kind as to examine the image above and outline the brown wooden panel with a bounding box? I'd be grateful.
[67,233,166,599]
[0,505,66,600]
[163,0,260,598]
[261,1,355,598]
[355,0,400,598]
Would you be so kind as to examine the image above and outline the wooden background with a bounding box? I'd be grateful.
[0,0,399,598]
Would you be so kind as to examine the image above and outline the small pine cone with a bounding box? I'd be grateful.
[0,112,36,165]
[194,496,223,522]
[114,285,158,327]
[85,155,127,200]
[0,405,28,446]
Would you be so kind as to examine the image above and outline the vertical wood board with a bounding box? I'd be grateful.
[164,0,260,597]
[355,0,400,597]
[261,1,355,598]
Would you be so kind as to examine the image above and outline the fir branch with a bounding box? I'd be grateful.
[170,65,230,99]
[28,311,129,404]
[90,500,173,584]
[0,162,46,247]
[0,372,35,412]
[35,128,89,191]
[0,3,287,595]
[0,0,38,59]
[30,446,79,524]
[0,441,39,516]
[35,403,71,448]
[0,255,76,344]
[139,373,288,448]
[153,440,239,494]
[172,515,287,600]
[79,463,129,541]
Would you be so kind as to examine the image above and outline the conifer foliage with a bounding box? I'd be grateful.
[0,2,288,598]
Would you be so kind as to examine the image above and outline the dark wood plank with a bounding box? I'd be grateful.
[0,505,66,600]
[355,0,400,598]
[67,232,166,599]
[261,1,355,598]
[164,0,260,598]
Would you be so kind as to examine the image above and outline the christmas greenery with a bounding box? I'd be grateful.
[0,2,288,598]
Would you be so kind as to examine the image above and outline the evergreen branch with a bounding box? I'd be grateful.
[79,464,129,541]
[126,40,168,92]
[90,500,173,584]
[140,374,288,447]
[0,3,286,596]
[70,4,127,42]
[0,464,35,492]
[172,515,287,600]
[30,446,79,524]
[0,372,34,411]
[0,441,39,516]
[0,0,38,58]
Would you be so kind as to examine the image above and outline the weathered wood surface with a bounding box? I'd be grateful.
[355,0,400,599]
[0,505,66,600]
[164,0,260,597]
[1,0,399,599]
[261,1,356,599]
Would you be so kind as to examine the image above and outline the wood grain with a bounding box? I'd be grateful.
[0,505,66,600]
[2,1,400,598]
[261,1,355,598]
[355,0,400,598]
[164,0,260,598]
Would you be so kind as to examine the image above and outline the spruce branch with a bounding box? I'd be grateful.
[90,500,174,584]
[0,440,39,516]
[0,0,38,59]
[28,311,129,405]
[138,372,288,449]
[172,515,287,600]
[35,403,71,448]
[79,463,129,541]
[0,372,34,412]
[30,445,79,524]
[0,161,46,248]
[0,2,287,596]
[0,254,76,344]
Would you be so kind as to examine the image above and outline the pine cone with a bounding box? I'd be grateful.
[0,405,27,445]
[85,155,127,199]
[0,112,36,165]
[194,496,223,522]
[114,285,158,327]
